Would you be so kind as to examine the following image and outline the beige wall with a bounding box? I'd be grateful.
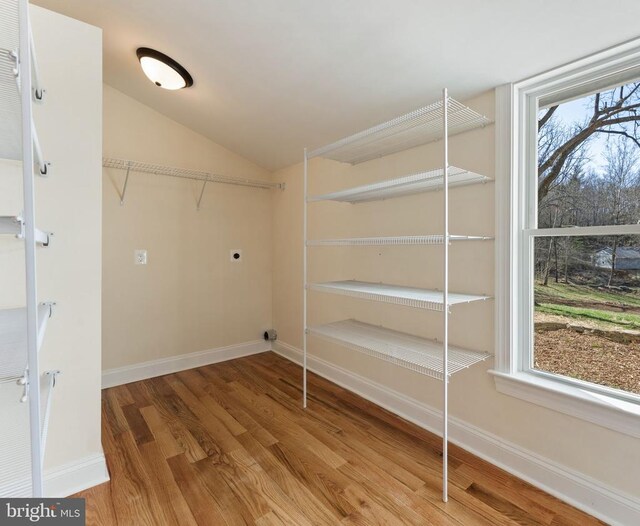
[271,90,640,497]
[102,86,273,370]
[0,6,103,479]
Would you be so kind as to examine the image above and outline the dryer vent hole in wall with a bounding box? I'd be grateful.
[230,249,242,262]
[264,329,277,341]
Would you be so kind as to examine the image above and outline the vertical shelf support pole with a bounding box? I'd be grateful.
[19,0,44,497]
[442,88,449,503]
[303,148,308,408]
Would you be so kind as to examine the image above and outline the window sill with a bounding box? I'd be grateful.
[489,370,640,438]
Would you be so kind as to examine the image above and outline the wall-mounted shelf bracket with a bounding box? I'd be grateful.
[197,180,207,210]
[119,161,131,206]
[29,29,44,102]
[0,215,51,246]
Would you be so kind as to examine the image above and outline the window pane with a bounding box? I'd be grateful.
[537,81,640,229]
[533,235,640,395]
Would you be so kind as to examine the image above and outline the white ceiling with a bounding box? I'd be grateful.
[33,0,640,171]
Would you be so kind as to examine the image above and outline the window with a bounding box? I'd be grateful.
[494,40,640,436]
[533,86,640,398]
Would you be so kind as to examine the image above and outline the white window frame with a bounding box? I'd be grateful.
[493,39,640,438]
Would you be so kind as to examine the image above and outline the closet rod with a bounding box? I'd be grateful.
[103,157,284,191]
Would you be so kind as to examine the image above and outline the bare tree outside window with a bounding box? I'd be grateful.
[533,82,640,396]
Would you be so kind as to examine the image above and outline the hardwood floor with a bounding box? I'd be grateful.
[76,352,605,525]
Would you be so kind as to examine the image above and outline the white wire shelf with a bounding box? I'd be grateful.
[0,0,19,52]
[308,98,491,164]
[307,235,493,246]
[0,215,50,245]
[309,280,490,311]
[103,157,284,191]
[0,370,59,497]
[0,47,48,174]
[0,303,54,384]
[308,166,491,203]
[0,381,31,497]
[0,47,21,162]
[309,319,489,381]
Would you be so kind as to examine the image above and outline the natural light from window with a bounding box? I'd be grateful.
[533,82,640,397]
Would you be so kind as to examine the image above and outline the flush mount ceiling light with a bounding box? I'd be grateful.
[136,47,193,90]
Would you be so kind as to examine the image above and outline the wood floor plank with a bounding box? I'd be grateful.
[144,377,213,461]
[190,456,258,526]
[199,393,247,436]
[121,404,154,446]
[176,369,212,398]
[167,453,230,525]
[234,430,343,526]
[127,380,153,408]
[221,433,321,526]
[340,482,416,526]
[227,380,348,469]
[338,459,462,526]
[254,510,288,526]
[414,470,513,526]
[102,427,172,525]
[267,439,356,520]
[168,375,245,453]
[199,363,237,393]
[79,482,117,526]
[75,353,604,526]
[102,390,129,436]
[109,384,135,407]
[201,383,279,448]
[139,404,184,459]
[455,462,607,526]
[466,482,545,526]
[454,464,556,524]
[138,441,199,526]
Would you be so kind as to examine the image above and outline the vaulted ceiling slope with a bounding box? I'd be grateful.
[34,0,640,171]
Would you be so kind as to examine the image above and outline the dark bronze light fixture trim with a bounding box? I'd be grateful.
[136,47,193,89]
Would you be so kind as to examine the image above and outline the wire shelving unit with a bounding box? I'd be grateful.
[0,0,59,498]
[303,90,492,502]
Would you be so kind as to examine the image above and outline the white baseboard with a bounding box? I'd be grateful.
[45,452,109,497]
[102,340,270,388]
[272,341,640,526]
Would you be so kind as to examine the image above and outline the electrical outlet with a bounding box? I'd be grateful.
[230,249,242,262]
[134,249,147,265]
